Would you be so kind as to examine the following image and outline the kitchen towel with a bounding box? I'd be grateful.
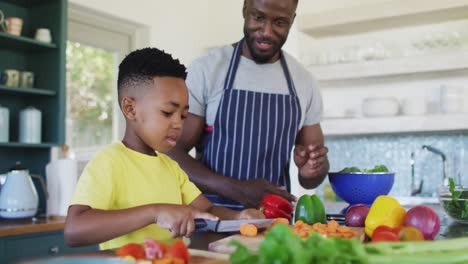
[46,159,78,217]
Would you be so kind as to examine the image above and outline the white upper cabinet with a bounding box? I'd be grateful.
[297,0,468,38]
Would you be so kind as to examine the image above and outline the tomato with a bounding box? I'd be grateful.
[372,231,400,242]
[373,225,398,235]
[145,238,168,259]
[398,226,425,241]
[115,243,146,259]
[165,240,189,264]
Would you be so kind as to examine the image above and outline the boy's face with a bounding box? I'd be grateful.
[123,77,189,154]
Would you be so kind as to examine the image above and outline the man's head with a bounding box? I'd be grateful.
[242,0,298,64]
[118,48,189,154]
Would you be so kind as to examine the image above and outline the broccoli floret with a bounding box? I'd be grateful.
[340,167,361,173]
[370,165,389,172]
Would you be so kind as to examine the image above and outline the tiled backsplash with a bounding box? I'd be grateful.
[322,133,468,197]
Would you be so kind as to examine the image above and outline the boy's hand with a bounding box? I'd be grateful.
[154,205,218,238]
[235,208,265,220]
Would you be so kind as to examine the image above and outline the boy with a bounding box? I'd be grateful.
[64,48,263,250]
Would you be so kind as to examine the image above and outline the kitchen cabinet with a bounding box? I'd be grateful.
[322,113,468,136]
[0,230,98,263]
[0,0,67,214]
[296,1,468,136]
[296,0,468,38]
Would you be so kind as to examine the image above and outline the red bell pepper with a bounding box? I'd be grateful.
[259,194,293,221]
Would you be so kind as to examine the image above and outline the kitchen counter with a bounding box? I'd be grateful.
[0,216,66,237]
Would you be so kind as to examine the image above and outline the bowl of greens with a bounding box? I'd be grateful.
[439,178,468,224]
[328,165,394,207]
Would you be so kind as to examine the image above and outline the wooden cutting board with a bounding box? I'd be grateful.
[208,227,365,254]
[189,249,229,264]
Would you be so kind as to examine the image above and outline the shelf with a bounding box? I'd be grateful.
[0,142,58,148]
[322,114,468,136]
[0,85,56,96]
[297,0,468,37]
[1,0,51,8]
[309,50,468,82]
[0,32,56,51]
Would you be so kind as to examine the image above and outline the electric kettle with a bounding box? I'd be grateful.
[0,162,48,219]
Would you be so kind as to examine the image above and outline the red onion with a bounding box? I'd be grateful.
[404,205,440,240]
[345,204,370,227]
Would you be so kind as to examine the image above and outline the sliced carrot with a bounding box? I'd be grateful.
[291,220,358,239]
[272,217,290,226]
[240,223,258,237]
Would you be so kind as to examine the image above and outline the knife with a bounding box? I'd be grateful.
[194,218,275,232]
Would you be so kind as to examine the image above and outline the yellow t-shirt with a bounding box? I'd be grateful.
[70,141,201,250]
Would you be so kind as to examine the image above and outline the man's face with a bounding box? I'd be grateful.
[131,77,189,153]
[243,0,297,63]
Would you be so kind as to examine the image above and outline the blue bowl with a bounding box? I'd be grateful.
[328,172,395,206]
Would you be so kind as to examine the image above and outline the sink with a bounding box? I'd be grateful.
[395,196,439,206]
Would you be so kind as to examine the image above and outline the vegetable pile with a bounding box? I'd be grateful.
[116,238,189,264]
[230,224,468,264]
[339,165,389,173]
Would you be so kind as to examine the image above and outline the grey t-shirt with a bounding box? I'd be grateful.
[186,44,323,128]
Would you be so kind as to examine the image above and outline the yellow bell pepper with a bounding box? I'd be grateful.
[365,195,406,237]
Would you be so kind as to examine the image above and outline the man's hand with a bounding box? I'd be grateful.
[294,144,329,179]
[234,179,296,208]
[154,205,218,238]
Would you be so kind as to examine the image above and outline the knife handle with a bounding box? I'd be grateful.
[326,214,346,223]
[194,219,207,230]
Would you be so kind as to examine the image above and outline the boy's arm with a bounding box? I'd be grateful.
[64,203,217,247]
[189,195,264,221]
[65,204,157,247]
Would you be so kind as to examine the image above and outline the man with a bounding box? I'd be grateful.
[169,0,329,209]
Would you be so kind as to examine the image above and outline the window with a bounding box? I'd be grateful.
[60,3,148,165]
[66,41,115,151]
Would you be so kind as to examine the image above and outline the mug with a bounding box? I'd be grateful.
[34,28,52,43]
[3,69,19,87]
[19,71,34,88]
[5,17,22,36]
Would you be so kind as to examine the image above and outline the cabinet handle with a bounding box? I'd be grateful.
[49,246,60,254]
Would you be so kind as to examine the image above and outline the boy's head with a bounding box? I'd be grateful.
[117,48,188,154]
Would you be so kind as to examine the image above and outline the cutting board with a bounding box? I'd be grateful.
[189,249,229,264]
[208,227,365,254]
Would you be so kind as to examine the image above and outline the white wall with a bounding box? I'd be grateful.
[69,0,387,64]
[69,0,245,64]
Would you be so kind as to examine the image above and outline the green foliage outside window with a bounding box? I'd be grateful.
[66,41,115,148]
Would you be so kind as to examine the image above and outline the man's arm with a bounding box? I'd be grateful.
[168,113,294,208]
[293,124,329,189]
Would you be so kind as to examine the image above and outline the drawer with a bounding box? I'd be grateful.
[3,231,98,263]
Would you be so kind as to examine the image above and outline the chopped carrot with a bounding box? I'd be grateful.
[291,220,358,239]
[240,223,258,237]
[272,217,290,226]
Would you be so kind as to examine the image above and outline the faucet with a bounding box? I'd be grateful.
[410,152,423,196]
[422,145,449,187]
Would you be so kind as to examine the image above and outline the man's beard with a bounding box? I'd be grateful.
[243,29,287,64]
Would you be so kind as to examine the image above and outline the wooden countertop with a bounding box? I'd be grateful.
[0,216,66,237]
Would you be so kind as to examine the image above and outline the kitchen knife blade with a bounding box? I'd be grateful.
[195,218,275,232]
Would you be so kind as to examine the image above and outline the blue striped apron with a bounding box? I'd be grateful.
[202,39,301,209]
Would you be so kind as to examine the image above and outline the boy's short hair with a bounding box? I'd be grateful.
[117,47,187,105]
